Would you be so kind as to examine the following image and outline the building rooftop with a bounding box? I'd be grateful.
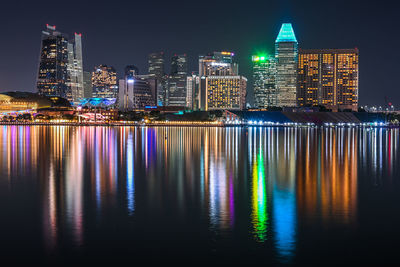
[275,23,297,43]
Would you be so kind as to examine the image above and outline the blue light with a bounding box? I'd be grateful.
[275,23,297,43]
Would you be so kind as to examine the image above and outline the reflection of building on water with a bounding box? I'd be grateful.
[248,127,297,261]
[126,131,135,215]
[66,128,84,246]
[251,148,268,242]
[272,128,297,262]
[296,128,358,225]
[1,126,398,258]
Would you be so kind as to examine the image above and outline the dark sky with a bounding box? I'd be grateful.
[0,0,398,106]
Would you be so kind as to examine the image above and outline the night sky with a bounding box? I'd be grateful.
[0,0,398,106]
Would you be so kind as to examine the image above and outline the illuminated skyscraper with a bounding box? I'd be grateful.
[199,51,238,76]
[205,76,247,110]
[36,24,69,99]
[91,65,118,98]
[148,52,166,106]
[119,69,155,111]
[197,51,245,110]
[186,73,200,110]
[67,33,84,103]
[275,23,298,107]
[252,55,277,108]
[167,54,187,106]
[297,49,359,111]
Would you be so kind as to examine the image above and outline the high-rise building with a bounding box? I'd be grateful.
[167,54,187,106]
[36,24,69,99]
[119,69,155,111]
[186,73,200,110]
[91,65,118,98]
[275,23,298,107]
[67,33,84,103]
[197,51,246,110]
[83,71,92,98]
[205,76,247,110]
[199,51,238,76]
[148,52,166,106]
[252,55,277,108]
[297,49,359,111]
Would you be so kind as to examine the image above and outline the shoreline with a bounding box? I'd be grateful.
[0,122,399,128]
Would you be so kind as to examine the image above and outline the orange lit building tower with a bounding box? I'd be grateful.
[297,49,359,111]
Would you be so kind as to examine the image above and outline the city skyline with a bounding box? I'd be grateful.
[0,0,398,107]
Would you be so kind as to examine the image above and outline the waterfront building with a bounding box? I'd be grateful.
[275,23,298,107]
[119,70,155,111]
[252,55,277,108]
[36,24,70,99]
[197,52,246,110]
[167,54,187,107]
[83,71,93,98]
[297,49,359,111]
[148,52,167,106]
[0,92,71,113]
[204,76,247,110]
[91,65,118,98]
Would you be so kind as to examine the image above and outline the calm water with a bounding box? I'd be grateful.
[0,126,399,265]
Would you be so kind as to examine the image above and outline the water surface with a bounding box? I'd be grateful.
[0,126,399,265]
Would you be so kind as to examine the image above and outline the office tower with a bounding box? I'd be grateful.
[275,23,298,107]
[137,74,158,105]
[167,54,187,106]
[83,71,92,98]
[67,33,84,103]
[148,52,166,106]
[197,51,246,110]
[186,73,200,110]
[297,49,359,111]
[199,51,238,76]
[37,24,69,99]
[252,55,277,108]
[205,76,247,110]
[118,75,155,111]
[91,65,118,98]
[171,54,187,75]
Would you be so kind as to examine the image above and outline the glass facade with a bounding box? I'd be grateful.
[118,78,154,111]
[148,52,166,106]
[252,55,277,108]
[36,25,70,99]
[67,33,84,103]
[167,54,187,107]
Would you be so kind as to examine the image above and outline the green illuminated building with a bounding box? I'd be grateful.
[252,54,277,108]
